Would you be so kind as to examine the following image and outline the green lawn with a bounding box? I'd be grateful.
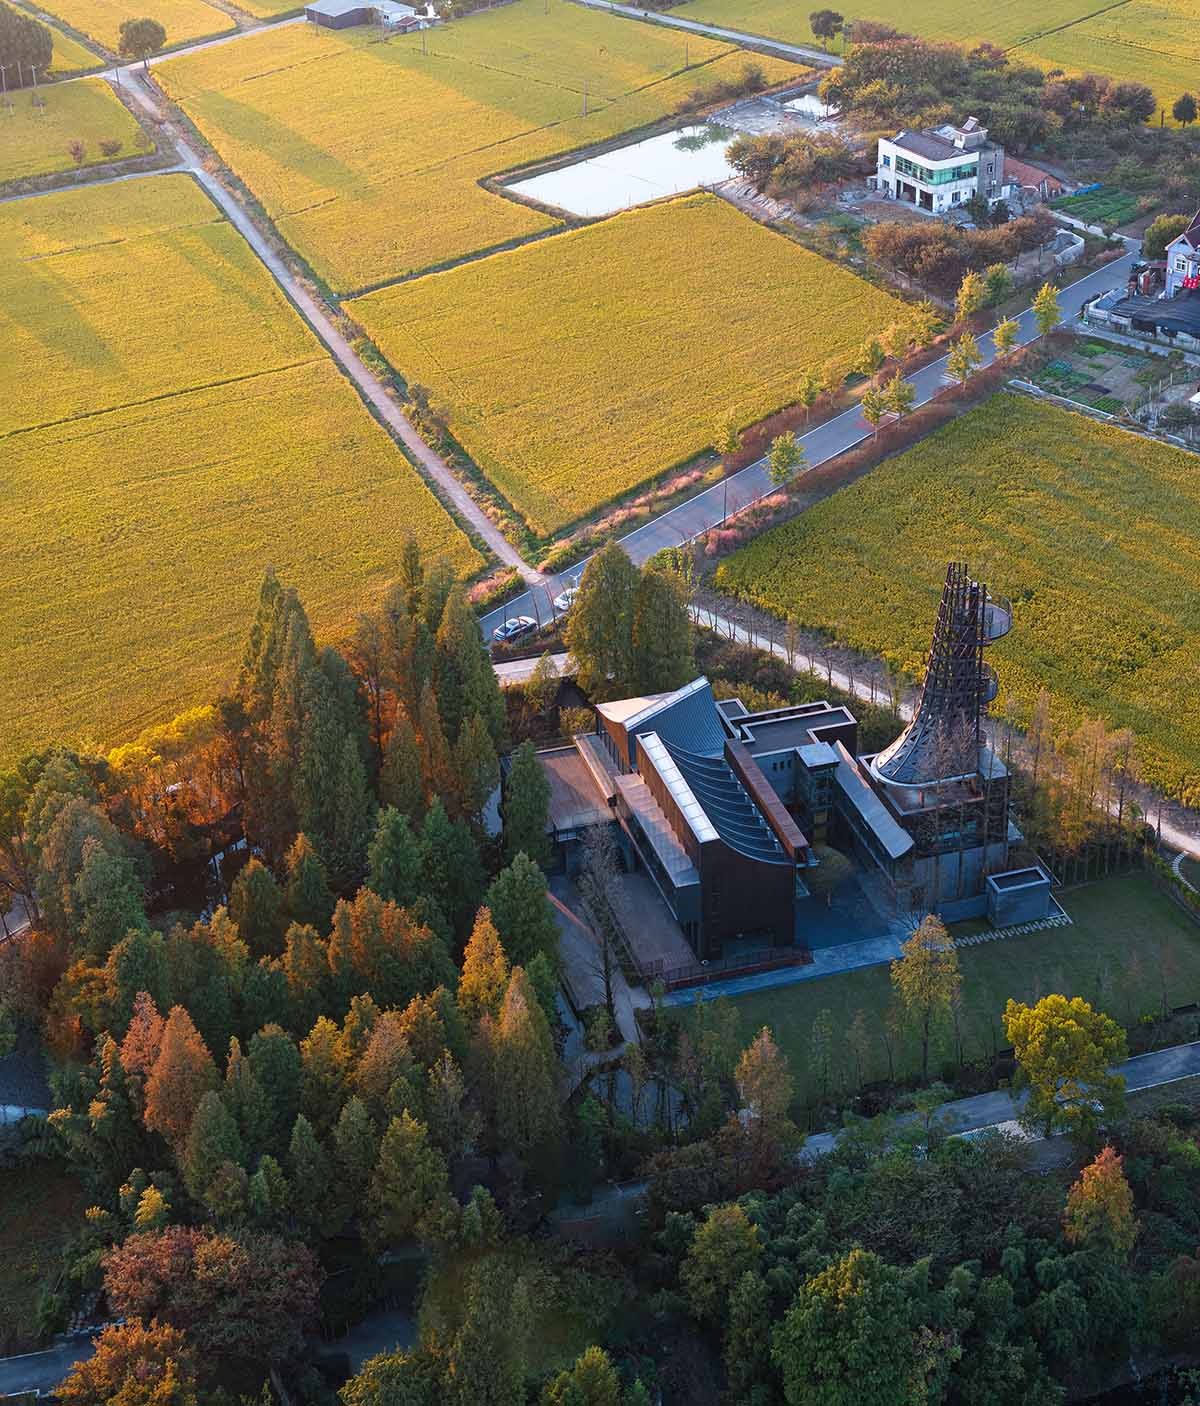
[698,873,1200,1105]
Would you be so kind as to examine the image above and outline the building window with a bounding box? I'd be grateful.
[881,153,891,167]
[1177,257,1188,271]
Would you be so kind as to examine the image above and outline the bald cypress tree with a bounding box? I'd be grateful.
[453,713,500,821]
[144,1006,218,1153]
[502,743,550,867]
[380,712,425,825]
[366,807,422,908]
[458,908,509,1024]
[284,833,335,934]
[632,565,694,693]
[229,859,285,960]
[491,967,561,1165]
[485,853,557,969]
[564,542,639,699]
[184,1089,242,1203]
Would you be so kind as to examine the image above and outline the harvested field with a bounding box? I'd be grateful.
[349,193,912,535]
[0,175,477,760]
[715,393,1200,804]
[154,0,801,291]
[0,78,141,183]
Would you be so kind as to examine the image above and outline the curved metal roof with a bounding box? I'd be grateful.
[663,741,791,866]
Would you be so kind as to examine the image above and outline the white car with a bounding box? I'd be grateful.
[492,615,537,643]
[553,585,579,614]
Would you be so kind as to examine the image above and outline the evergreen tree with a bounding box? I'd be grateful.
[458,908,510,1023]
[143,1007,219,1153]
[445,1258,532,1406]
[284,833,335,933]
[299,1016,348,1135]
[380,713,425,824]
[564,542,639,699]
[502,743,550,868]
[485,854,557,968]
[183,1090,243,1203]
[724,1271,775,1403]
[241,959,290,1035]
[87,1035,150,1188]
[420,799,486,938]
[417,681,455,803]
[105,927,167,1037]
[247,1024,303,1157]
[295,673,375,893]
[453,713,500,820]
[353,1011,423,1126]
[224,1037,273,1161]
[891,915,960,1083]
[119,990,165,1106]
[280,923,328,1038]
[366,1111,450,1249]
[327,888,456,1012]
[540,1346,621,1406]
[248,1154,290,1227]
[436,586,497,745]
[681,1203,762,1322]
[333,1095,379,1220]
[317,644,373,774]
[425,1052,480,1168]
[631,566,694,694]
[288,1113,332,1236]
[1064,1145,1137,1259]
[491,967,561,1164]
[229,859,285,960]
[367,807,422,907]
[73,840,146,960]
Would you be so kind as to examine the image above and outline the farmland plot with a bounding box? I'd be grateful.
[715,394,1200,803]
[349,194,912,536]
[0,176,476,760]
[680,0,1193,116]
[155,1,799,292]
[33,0,234,53]
[0,78,141,183]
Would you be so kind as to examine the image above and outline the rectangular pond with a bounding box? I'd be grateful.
[505,123,735,218]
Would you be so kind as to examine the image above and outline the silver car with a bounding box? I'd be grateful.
[552,585,579,614]
[492,615,537,643]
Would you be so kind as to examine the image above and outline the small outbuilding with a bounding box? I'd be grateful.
[305,0,372,27]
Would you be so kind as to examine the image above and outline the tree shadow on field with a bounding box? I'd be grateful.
[197,89,362,202]
[5,258,119,413]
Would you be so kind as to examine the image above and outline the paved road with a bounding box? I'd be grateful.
[480,244,1139,639]
[574,0,841,65]
[0,1339,96,1397]
[101,69,537,583]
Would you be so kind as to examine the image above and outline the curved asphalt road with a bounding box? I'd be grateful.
[480,242,1138,639]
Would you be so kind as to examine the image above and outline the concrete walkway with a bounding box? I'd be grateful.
[0,1339,96,1398]
[573,0,841,66]
[478,246,1140,637]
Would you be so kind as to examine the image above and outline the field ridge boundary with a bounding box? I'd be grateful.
[1001,0,1133,53]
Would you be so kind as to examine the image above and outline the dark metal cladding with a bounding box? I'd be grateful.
[871,562,1011,789]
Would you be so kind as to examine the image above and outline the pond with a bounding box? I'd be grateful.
[784,91,835,120]
[505,123,736,218]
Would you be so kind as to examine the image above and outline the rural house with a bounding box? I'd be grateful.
[1165,208,1200,296]
[873,116,1010,214]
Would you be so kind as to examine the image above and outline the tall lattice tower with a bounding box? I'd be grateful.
[870,562,1011,791]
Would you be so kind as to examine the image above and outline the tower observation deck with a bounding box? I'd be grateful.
[871,562,1011,791]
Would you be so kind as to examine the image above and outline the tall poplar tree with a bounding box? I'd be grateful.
[631,566,694,693]
[502,743,551,867]
[564,542,639,699]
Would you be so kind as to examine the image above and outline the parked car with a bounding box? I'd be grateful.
[492,615,537,643]
[552,585,579,614]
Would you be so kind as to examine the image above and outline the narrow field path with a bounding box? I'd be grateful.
[572,0,842,66]
[101,68,538,580]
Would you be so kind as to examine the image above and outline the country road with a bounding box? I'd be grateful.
[573,0,842,65]
[478,242,1140,637]
[94,65,539,583]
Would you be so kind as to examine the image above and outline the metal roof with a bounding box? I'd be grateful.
[304,0,365,14]
[663,741,791,866]
[637,732,719,844]
[833,744,913,862]
[889,128,970,163]
[628,677,728,758]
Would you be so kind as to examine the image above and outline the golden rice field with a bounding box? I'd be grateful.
[680,0,1195,116]
[35,0,233,53]
[0,175,477,760]
[45,22,104,73]
[155,0,800,292]
[349,193,912,536]
[715,394,1200,804]
[0,79,141,183]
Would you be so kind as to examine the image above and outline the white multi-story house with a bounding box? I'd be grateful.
[1165,210,1200,297]
[875,117,1009,216]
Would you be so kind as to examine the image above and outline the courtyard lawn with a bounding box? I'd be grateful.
[706,873,1200,1106]
[349,193,912,535]
[0,78,142,183]
[154,0,801,292]
[0,175,477,762]
[716,393,1200,804]
[678,0,1192,118]
[33,0,233,53]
